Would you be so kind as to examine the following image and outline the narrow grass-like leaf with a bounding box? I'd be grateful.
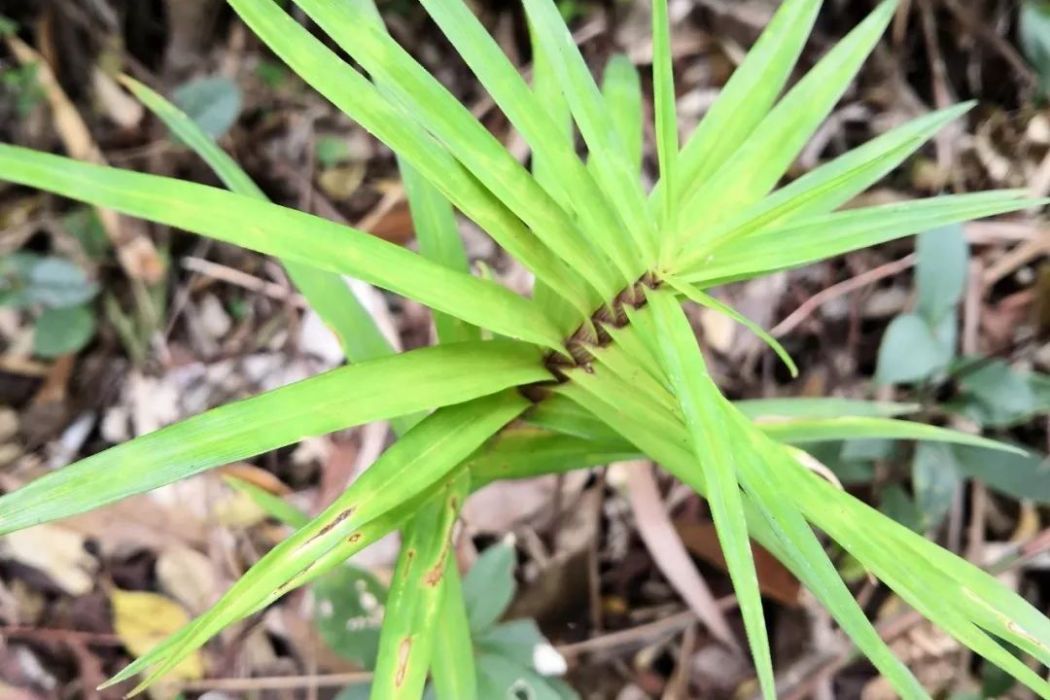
[724,416,929,699]
[430,555,479,700]
[399,158,479,345]
[669,0,821,204]
[794,473,1050,695]
[469,427,636,487]
[0,341,548,535]
[665,275,798,377]
[0,145,563,348]
[525,394,628,443]
[120,74,400,386]
[760,417,1027,453]
[645,289,775,699]
[222,476,310,529]
[523,0,656,261]
[292,0,619,302]
[679,192,1036,286]
[677,103,975,267]
[602,55,644,182]
[372,473,469,698]
[419,0,640,283]
[111,392,530,693]
[668,1,899,256]
[227,0,591,318]
[561,359,1050,697]
[651,0,678,227]
[735,398,919,419]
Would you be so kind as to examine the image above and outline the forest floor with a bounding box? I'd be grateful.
[0,0,1049,698]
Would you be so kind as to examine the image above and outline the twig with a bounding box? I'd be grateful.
[171,671,372,692]
[179,257,307,307]
[771,255,917,338]
[623,462,739,651]
[0,626,123,646]
[939,0,1038,89]
[557,603,733,662]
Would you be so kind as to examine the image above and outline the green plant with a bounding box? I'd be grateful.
[869,224,1050,534]
[0,0,1048,698]
[0,250,99,357]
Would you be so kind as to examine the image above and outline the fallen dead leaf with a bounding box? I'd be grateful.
[111,589,203,681]
[156,545,218,615]
[0,525,97,596]
[675,521,802,608]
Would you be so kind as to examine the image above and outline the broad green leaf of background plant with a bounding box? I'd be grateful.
[171,75,242,140]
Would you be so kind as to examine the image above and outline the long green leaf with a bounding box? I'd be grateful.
[677,103,975,267]
[469,427,636,487]
[665,275,798,377]
[557,371,934,699]
[523,0,656,261]
[668,0,821,204]
[651,0,677,227]
[227,0,590,318]
[668,0,898,256]
[760,417,1027,453]
[420,0,640,283]
[399,157,480,346]
[645,289,775,699]
[120,74,403,409]
[291,0,618,302]
[602,54,645,184]
[726,416,929,699]
[430,553,479,700]
[110,391,530,693]
[372,473,469,699]
[679,192,1035,285]
[0,144,563,348]
[0,341,548,534]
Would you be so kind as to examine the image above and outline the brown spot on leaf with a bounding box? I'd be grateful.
[307,507,355,544]
[394,637,412,687]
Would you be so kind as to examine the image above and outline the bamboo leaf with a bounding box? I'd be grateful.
[0,341,548,535]
[665,275,798,377]
[120,74,401,390]
[522,0,656,261]
[602,54,644,181]
[669,1,899,256]
[759,417,1027,454]
[726,418,929,699]
[430,555,479,700]
[372,473,470,699]
[669,0,821,204]
[227,0,590,317]
[291,0,619,302]
[678,103,975,266]
[419,0,640,283]
[651,0,678,227]
[0,144,563,348]
[468,427,636,487]
[645,289,775,699]
[679,192,1036,286]
[109,392,530,693]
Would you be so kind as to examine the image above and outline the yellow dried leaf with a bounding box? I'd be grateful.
[111,589,203,680]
